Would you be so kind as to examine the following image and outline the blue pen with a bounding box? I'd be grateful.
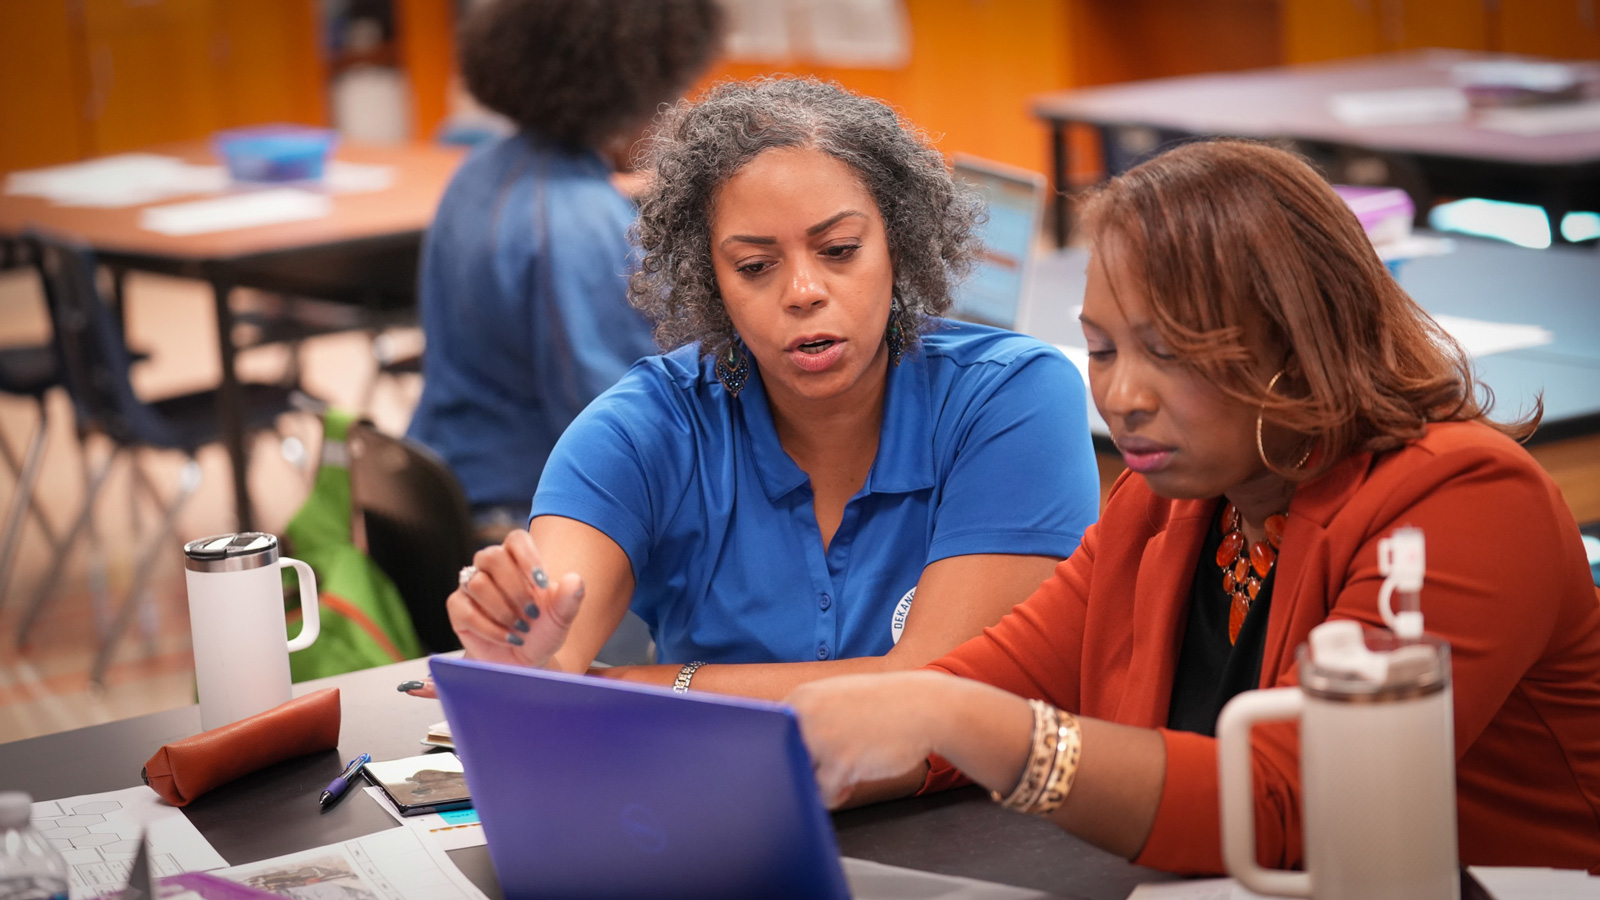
[319,753,371,809]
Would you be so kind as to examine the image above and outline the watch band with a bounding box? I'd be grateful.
[672,660,708,694]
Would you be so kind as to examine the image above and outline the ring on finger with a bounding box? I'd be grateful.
[458,565,479,591]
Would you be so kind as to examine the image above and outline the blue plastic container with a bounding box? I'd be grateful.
[213,126,338,182]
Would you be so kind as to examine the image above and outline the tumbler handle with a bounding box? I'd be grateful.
[282,556,321,652]
[1217,687,1311,898]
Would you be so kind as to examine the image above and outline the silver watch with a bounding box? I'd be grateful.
[672,660,708,693]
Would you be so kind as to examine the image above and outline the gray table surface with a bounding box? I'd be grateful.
[0,656,1178,900]
[1022,234,1600,443]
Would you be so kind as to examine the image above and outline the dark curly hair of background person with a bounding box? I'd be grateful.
[457,0,724,150]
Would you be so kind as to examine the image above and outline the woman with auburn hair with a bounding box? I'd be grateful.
[787,139,1600,873]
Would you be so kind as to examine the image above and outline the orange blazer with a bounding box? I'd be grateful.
[925,420,1600,874]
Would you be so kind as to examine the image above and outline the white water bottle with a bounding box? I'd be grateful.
[0,792,69,900]
[183,532,321,731]
[1218,527,1457,900]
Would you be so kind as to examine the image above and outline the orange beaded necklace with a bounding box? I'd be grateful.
[1217,503,1286,644]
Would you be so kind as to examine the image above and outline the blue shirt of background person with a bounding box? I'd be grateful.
[406,132,656,515]
[401,0,726,526]
[533,322,1098,665]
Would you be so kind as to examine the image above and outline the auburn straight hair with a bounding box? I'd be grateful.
[1077,139,1538,478]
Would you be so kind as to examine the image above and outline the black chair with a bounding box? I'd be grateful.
[21,234,312,682]
[347,422,471,654]
[0,342,64,612]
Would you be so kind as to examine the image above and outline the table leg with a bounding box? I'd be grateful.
[1051,121,1070,248]
[209,277,255,532]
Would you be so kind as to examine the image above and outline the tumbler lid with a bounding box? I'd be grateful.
[1297,620,1449,703]
[184,532,280,572]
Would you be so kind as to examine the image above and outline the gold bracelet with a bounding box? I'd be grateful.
[990,699,1082,816]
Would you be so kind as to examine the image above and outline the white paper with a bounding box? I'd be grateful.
[1328,88,1469,127]
[139,189,332,236]
[1128,870,1600,900]
[844,857,1055,898]
[794,0,911,68]
[1126,878,1276,899]
[215,826,487,900]
[323,162,396,194]
[4,154,229,208]
[1469,865,1600,899]
[363,786,486,852]
[31,785,229,900]
[721,0,793,60]
[1431,313,1555,358]
[1477,101,1600,137]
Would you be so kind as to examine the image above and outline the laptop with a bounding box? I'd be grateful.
[948,155,1047,333]
[430,656,852,900]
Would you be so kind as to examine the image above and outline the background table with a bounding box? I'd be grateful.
[1033,50,1600,246]
[0,657,1179,900]
[0,141,465,530]
[1026,234,1600,448]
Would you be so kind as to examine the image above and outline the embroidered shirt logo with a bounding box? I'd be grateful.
[891,587,915,644]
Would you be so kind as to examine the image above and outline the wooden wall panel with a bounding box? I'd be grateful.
[1283,0,1383,64]
[698,0,1073,177]
[215,0,327,128]
[1496,0,1600,58]
[1069,0,1283,86]
[81,0,223,154]
[395,0,455,142]
[0,0,88,172]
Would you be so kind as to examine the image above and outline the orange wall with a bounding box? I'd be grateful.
[1286,0,1600,63]
[699,0,1075,178]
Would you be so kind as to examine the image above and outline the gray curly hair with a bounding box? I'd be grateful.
[629,77,985,356]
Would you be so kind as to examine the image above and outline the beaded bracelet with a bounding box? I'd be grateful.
[990,699,1083,816]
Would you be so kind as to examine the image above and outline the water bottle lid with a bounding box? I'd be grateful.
[1297,620,1450,703]
[0,791,33,828]
[183,532,280,572]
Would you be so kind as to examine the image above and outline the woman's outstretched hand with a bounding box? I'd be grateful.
[401,529,585,698]
[786,671,951,808]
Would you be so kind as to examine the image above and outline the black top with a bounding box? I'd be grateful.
[1166,508,1276,737]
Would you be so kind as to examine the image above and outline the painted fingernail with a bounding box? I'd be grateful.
[397,680,425,692]
[512,618,530,633]
[532,568,549,589]
[506,631,525,647]
[523,603,541,620]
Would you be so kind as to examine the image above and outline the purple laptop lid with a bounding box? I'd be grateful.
[430,656,852,900]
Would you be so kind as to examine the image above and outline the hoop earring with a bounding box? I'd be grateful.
[885,306,905,368]
[1256,369,1313,473]
[715,338,751,397]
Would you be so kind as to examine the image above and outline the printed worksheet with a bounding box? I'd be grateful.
[216,826,487,900]
[363,786,486,852]
[31,785,229,900]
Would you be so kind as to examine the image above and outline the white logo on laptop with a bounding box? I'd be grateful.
[621,803,669,854]
[891,587,915,645]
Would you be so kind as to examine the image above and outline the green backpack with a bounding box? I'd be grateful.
[284,409,424,680]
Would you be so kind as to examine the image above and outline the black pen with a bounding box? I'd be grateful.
[319,753,371,810]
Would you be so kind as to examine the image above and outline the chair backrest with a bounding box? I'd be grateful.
[29,234,156,445]
[347,422,473,653]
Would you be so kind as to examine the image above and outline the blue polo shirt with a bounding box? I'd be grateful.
[531,320,1099,665]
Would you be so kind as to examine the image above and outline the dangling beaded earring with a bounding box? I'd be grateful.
[885,307,905,368]
[715,338,751,397]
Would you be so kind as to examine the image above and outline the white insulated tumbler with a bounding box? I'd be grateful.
[183,532,320,731]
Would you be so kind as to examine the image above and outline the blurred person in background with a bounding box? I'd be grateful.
[406,0,724,544]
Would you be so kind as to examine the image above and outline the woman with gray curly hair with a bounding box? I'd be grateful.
[425,78,1100,701]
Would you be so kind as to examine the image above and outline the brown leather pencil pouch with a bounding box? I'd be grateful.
[142,688,341,807]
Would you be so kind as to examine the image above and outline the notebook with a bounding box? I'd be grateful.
[948,155,1047,332]
[429,656,852,900]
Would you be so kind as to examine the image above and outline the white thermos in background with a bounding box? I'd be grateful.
[183,533,321,731]
[1217,527,1458,900]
